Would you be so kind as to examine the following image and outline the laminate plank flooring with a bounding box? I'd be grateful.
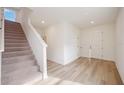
[34,57,123,85]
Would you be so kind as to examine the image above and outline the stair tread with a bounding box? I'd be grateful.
[3,50,32,53]
[5,50,31,53]
[5,47,30,52]
[5,46,30,49]
[2,50,32,58]
[2,60,36,73]
[2,57,35,65]
[5,48,30,51]
[2,54,34,60]
[2,72,42,85]
[2,67,42,85]
[2,59,36,65]
[2,65,38,76]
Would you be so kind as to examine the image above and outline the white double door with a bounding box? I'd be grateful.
[81,30,103,59]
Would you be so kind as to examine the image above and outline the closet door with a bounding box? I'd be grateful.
[90,30,103,59]
[81,30,103,60]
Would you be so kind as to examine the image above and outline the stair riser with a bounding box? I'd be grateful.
[5,39,27,43]
[5,38,26,41]
[4,35,26,39]
[5,36,26,40]
[5,28,24,31]
[5,22,20,24]
[5,29,24,34]
[5,27,22,29]
[5,43,29,47]
[5,26,20,28]
[5,30,23,33]
[5,47,30,52]
[5,33,25,36]
[5,25,21,28]
[5,23,21,25]
[5,26,21,28]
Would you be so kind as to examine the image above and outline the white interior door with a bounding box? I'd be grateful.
[90,30,103,59]
[81,30,103,59]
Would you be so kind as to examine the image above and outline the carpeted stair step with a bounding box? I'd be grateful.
[2,50,33,58]
[2,60,37,74]
[2,54,35,64]
[5,35,26,39]
[5,39,27,43]
[5,42,29,47]
[5,46,30,52]
[2,66,41,85]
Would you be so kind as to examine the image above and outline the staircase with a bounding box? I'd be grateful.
[1,20,42,85]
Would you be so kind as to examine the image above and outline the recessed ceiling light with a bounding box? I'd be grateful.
[90,21,94,24]
[41,20,45,24]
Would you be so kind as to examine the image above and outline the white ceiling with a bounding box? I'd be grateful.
[5,7,22,11]
[29,7,119,29]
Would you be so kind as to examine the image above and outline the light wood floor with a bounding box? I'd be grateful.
[34,57,123,85]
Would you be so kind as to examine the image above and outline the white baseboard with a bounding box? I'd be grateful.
[63,56,81,65]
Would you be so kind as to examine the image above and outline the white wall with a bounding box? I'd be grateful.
[80,23,115,61]
[34,27,45,38]
[45,23,64,65]
[116,8,124,83]
[16,9,23,23]
[45,22,80,65]
[64,23,80,64]
[45,22,115,65]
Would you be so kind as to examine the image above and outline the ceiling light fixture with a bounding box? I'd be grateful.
[90,21,94,24]
[41,20,45,24]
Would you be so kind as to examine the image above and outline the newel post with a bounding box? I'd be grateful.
[42,46,48,80]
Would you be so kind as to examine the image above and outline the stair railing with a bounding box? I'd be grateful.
[21,9,48,80]
[28,18,48,79]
